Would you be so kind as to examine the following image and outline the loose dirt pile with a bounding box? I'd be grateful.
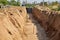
[32,6,60,40]
[0,6,38,40]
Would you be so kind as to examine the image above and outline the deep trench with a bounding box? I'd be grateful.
[26,8,49,40]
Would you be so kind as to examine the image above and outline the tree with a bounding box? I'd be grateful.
[17,0,20,6]
[10,0,21,6]
[51,1,58,5]
[10,0,17,6]
[40,2,48,6]
[0,0,8,5]
[0,0,21,6]
[33,1,37,4]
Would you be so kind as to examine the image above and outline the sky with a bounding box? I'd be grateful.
[20,0,60,3]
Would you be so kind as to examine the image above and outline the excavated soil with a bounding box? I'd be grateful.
[0,6,39,40]
[32,6,60,40]
[1,6,59,40]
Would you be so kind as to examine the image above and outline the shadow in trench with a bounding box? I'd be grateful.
[26,8,32,13]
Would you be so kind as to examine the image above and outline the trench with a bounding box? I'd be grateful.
[26,8,49,40]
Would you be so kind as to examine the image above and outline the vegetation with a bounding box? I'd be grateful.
[48,1,60,11]
[17,0,20,6]
[0,0,8,5]
[0,0,20,6]
[0,0,60,11]
[40,1,60,11]
[25,4,36,8]
[40,2,48,6]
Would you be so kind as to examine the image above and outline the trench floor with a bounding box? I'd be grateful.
[27,13,48,40]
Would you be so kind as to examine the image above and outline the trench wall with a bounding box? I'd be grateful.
[32,7,60,40]
[0,6,38,40]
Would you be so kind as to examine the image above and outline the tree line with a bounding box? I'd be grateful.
[0,0,20,6]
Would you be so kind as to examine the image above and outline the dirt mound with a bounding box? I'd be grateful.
[34,6,51,11]
[0,6,38,40]
[32,7,60,40]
